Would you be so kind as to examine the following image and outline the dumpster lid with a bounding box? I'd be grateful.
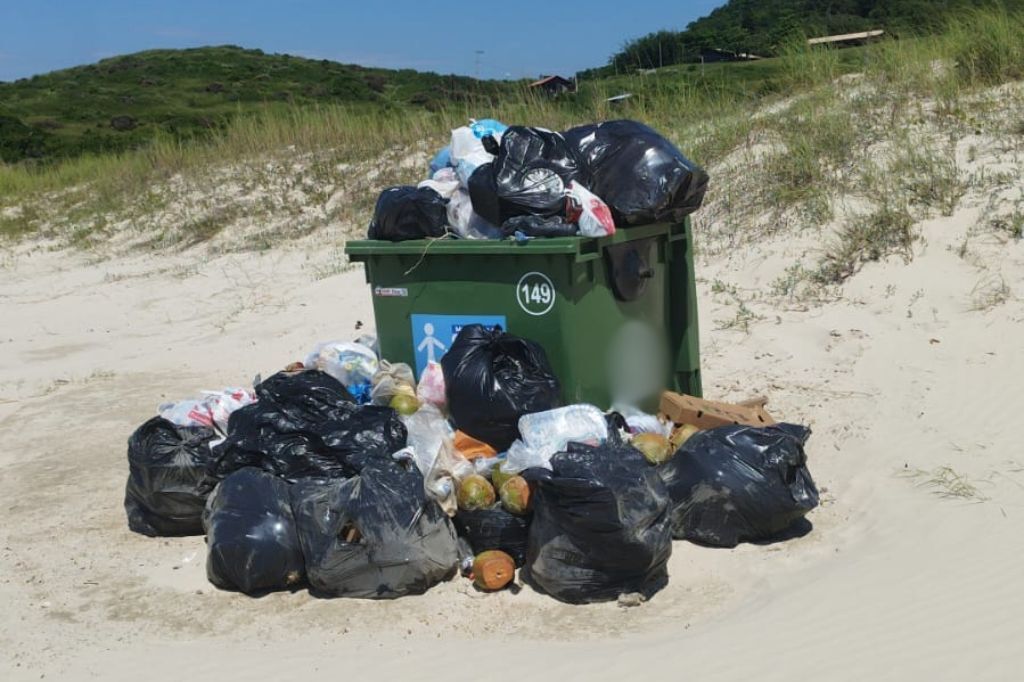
[344,222,686,262]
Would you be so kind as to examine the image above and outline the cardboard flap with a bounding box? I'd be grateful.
[659,391,776,430]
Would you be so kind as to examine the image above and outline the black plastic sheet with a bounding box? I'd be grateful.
[658,424,819,547]
[563,120,709,226]
[441,324,561,452]
[124,416,217,536]
[452,506,531,567]
[523,443,672,604]
[291,457,459,599]
[208,370,406,483]
[368,185,449,242]
[203,467,305,594]
[499,214,578,239]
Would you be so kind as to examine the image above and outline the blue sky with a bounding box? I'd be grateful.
[0,0,725,82]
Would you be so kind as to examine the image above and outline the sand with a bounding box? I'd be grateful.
[2,134,1024,681]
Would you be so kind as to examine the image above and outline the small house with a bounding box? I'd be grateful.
[529,75,575,97]
[807,30,885,48]
[699,48,764,64]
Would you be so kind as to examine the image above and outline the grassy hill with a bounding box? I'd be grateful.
[590,0,1024,76]
[0,45,510,163]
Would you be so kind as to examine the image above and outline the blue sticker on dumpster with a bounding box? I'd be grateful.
[410,314,507,378]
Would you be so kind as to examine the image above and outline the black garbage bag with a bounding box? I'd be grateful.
[208,370,405,483]
[291,457,459,599]
[500,214,578,239]
[368,185,449,242]
[453,506,531,567]
[523,443,672,604]
[468,126,585,226]
[203,467,305,594]
[659,424,819,547]
[441,324,561,452]
[124,416,217,536]
[563,120,709,226]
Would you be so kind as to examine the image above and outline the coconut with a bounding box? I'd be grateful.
[389,393,421,416]
[457,474,496,511]
[669,424,700,451]
[472,550,515,591]
[499,476,532,515]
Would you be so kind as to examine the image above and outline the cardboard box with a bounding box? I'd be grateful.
[659,392,776,430]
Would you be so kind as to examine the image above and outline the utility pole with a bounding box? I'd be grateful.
[474,50,484,79]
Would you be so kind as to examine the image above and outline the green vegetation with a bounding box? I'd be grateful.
[0,45,511,163]
[594,0,1024,75]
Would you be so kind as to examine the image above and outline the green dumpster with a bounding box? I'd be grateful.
[344,220,701,410]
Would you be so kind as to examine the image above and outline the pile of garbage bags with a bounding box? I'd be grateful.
[125,325,818,603]
[367,118,709,242]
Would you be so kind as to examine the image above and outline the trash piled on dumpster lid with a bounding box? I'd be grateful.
[368,118,710,242]
[125,325,819,604]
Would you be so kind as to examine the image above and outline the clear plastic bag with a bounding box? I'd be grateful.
[504,404,608,473]
[425,438,475,517]
[370,360,417,406]
[401,404,452,477]
[447,188,503,240]
[303,341,379,390]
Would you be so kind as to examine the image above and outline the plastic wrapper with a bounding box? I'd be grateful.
[304,341,379,397]
[453,506,531,567]
[158,387,256,436]
[367,185,449,242]
[522,442,672,604]
[425,438,474,516]
[401,404,452,477]
[563,120,709,226]
[565,181,616,238]
[416,361,447,409]
[504,404,608,473]
[441,324,562,452]
[470,118,508,140]
[208,370,406,482]
[291,457,459,599]
[203,467,305,594]
[658,424,819,547]
[370,360,417,406]
[124,416,217,536]
[468,126,585,226]
[417,170,460,200]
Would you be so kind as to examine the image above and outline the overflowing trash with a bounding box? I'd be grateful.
[124,108,821,606]
[368,118,707,242]
[124,323,819,605]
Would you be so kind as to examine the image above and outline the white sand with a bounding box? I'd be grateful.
[2,129,1023,681]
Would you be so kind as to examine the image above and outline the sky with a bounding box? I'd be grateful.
[0,0,725,82]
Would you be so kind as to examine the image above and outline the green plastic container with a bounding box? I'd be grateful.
[345,220,701,410]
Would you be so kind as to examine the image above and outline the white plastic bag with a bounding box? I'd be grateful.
[303,341,378,388]
[418,167,460,199]
[417,361,447,410]
[158,387,256,435]
[450,126,493,168]
[503,404,609,473]
[566,181,616,238]
[615,404,673,437]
